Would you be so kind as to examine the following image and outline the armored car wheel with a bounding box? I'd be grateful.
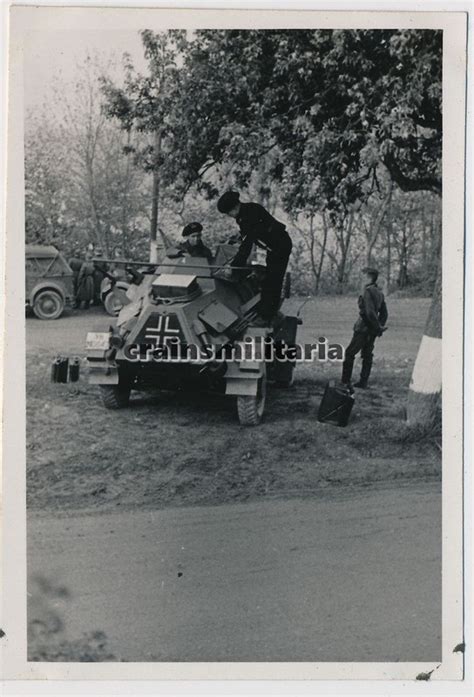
[237,373,267,426]
[100,383,131,409]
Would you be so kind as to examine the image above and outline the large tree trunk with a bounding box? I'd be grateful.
[406,253,441,426]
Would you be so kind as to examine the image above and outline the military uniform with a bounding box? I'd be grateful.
[77,260,95,309]
[341,276,388,387]
[68,256,83,308]
[92,259,107,306]
[178,239,213,261]
[178,222,213,261]
[218,193,292,321]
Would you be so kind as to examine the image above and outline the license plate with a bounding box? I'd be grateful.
[86,332,110,350]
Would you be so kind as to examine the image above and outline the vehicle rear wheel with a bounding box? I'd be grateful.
[100,382,131,409]
[33,289,64,320]
[237,372,267,426]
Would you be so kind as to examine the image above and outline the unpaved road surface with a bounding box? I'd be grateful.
[28,481,441,662]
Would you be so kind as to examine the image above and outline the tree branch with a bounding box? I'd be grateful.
[383,152,441,195]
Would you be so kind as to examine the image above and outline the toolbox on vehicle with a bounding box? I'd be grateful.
[317,379,355,427]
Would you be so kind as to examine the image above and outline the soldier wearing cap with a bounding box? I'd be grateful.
[67,249,84,309]
[92,248,107,306]
[178,222,213,261]
[341,266,388,389]
[217,191,292,325]
[76,251,96,310]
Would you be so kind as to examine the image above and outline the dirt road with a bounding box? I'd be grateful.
[28,481,440,662]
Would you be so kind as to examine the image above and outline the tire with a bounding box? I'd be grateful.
[104,290,124,317]
[100,380,131,409]
[237,372,267,426]
[273,362,295,388]
[32,289,64,320]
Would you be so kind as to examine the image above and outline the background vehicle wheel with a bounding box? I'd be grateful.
[33,290,64,320]
[103,290,125,317]
[100,382,131,409]
[237,372,267,426]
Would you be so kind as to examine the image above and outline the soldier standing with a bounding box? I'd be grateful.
[92,248,107,306]
[217,191,292,325]
[76,252,95,310]
[67,251,83,309]
[341,266,388,389]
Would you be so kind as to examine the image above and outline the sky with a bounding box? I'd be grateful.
[23,28,148,110]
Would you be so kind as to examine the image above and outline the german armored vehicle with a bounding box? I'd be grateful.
[25,245,74,320]
[86,245,300,425]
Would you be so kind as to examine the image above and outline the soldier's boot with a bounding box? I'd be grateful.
[341,357,355,387]
[354,380,368,389]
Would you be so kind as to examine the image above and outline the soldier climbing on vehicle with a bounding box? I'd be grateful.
[217,191,292,326]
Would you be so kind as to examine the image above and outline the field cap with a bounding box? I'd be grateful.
[217,191,240,214]
[182,222,203,237]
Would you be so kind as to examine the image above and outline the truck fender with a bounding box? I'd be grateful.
[29,281,66,305]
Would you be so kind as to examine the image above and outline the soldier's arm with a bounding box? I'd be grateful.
[379,299,388,327]
[231,234,254,267]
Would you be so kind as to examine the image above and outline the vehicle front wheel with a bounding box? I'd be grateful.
[33,289,64,320]
[103,290,125,317]
[100,383,131,409]
[237,372,267,426]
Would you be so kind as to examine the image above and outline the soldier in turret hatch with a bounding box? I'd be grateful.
[178,222,213,261]
[217,191,292,326]
[341,266,388,390]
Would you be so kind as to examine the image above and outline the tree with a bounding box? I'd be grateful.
[291,211,328,294]
[166,29,441,211]
[100,30,187,260]
[25,112,71,245]
[406,253,441,426]
[25,56,152,257]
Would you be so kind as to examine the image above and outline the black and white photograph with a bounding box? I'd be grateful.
[1,4,468,685]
